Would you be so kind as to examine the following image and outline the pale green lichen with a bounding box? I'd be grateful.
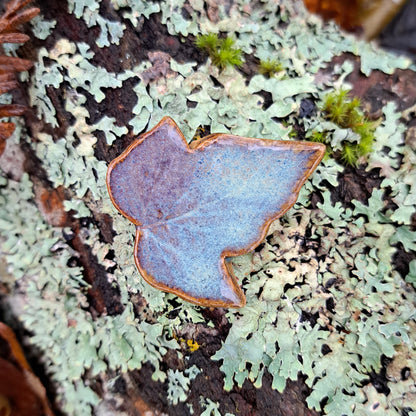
[0,161,179,416]
[1,0,415,415]
[200,397,234,416]
[68,0,126,47]
[167,366,200,405]
[110,0,160,26]
[30,14,57,40]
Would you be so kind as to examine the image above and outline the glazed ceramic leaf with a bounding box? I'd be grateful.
[107,117,325,307]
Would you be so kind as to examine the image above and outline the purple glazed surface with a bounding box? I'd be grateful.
[107,117,325,307]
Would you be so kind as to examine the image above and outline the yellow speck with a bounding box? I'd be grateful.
[186,339,200,352]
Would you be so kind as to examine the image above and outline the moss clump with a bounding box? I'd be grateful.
[308,130,331,159]
[195,33,243,70]
[258,58,283,77]
[309,89,376,166]
[319,89,376,166]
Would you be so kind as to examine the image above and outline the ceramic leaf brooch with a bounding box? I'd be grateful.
[107,117,325,308]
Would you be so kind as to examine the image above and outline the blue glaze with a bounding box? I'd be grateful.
[107,117,325,307]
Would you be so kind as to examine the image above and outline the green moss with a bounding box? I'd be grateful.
[308,130,327,143]
[195,33,243,70]
[309,131,331,159]
[258,58,283,77]
[308,89,377,166]
[322,90,365,130]
[340,142,359,166]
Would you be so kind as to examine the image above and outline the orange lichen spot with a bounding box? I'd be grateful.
[186,339,200,352]
[172,332,201,352]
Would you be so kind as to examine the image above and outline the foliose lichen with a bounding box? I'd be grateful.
[0,0,415,415]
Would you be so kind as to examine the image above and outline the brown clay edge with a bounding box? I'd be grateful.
[107,117,325,308]
[133,229,246,308]
[106,117,188,227]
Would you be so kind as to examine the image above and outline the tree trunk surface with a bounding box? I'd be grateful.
[1,0,415,415]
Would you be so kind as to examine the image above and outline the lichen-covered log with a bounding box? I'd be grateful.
[0,1,415,415]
